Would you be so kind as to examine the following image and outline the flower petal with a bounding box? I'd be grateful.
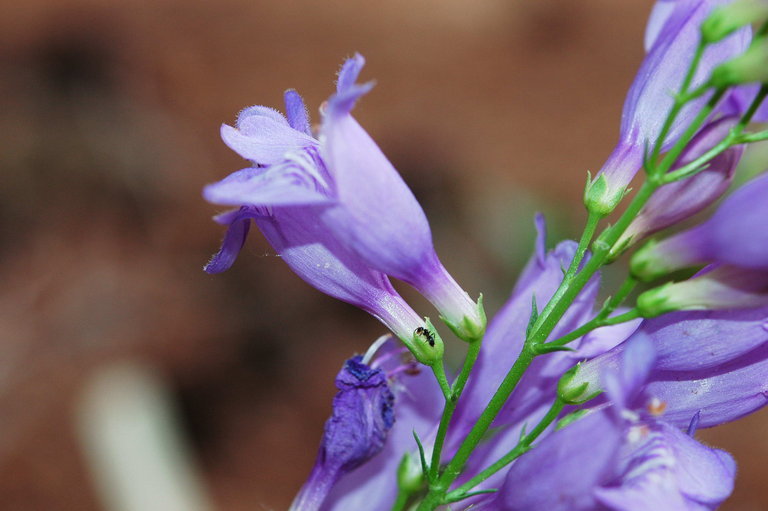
[203,208,252,274]
[284,89,312,136]
[203,166,332,207]
[221,117,317,166]
[645,342,768,428]
[320,113,435,285]
[491,411,622,511]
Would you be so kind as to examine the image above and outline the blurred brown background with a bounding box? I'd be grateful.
[1,0,766,509]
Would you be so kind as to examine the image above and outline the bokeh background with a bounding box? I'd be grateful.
[1,0,766,509]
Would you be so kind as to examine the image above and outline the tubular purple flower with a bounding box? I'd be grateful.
[588,0,750,214]
[204,54,483,342]
[632,172,768,281]
[290,354,395,511]
[617,116,742,250]
[556,334,736,511]
[205,207,442,365]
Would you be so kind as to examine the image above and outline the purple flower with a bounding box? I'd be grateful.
[492,334,736,511]
[631,171,768,270]
[290,352,397,511]
[205,55,483,341]
[618,116,742,248]
[589,0,750,213]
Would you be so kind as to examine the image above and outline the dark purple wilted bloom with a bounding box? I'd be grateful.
[617,116,742,249]
[321,339,444,511]
[589,0,750,213]
[290,353,396,511]
[205,55,483,342]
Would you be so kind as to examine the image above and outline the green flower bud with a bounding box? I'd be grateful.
[557,364,602,405]
[584,174,624,216]
[630,239,669,282]
[443,295,486,344]
[397,453,424,494]
[702,0,768,44]
[711,40,768,87]
[636,282,679,318]
[407,318,445,367]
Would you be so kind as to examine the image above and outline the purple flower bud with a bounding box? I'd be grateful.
[618,117,742,248]
[204,54,483,342]
[290,356,395,511]
[589,0,750,214]
[632,172,768,280]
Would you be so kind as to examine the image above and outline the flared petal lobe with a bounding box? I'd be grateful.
[490,411,622,511]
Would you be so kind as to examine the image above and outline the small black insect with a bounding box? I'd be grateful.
[414,326,435,347]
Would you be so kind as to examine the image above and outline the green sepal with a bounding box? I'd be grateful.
[556,409,590,430]
[629,238,669,282]
[636,283,678,318]
[445,488,499,504]
[533,343,576,355]
[441,294,487,343]
[412,430,432,483]
[525,295,539,339]
[408,318,445,366]
[584,173,623,216]
[557,365,602,405]
[702,0,768,44]
[397,452,425,494]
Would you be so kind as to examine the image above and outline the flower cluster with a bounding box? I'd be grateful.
[204,0,768,509]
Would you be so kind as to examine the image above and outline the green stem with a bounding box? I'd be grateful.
[737,130,768,144]
[650,40,707,163]
[527,210,602,341]
[446,399,566,502]
[428,339,483,481]
[430,363,451,402]
[415,345,537,511]
[390,489,412,511]
[653,87,727,177]
[548,308,641,348]
[664,84,768,183]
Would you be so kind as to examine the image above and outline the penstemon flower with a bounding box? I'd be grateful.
[205,55,484,344]
[203,0,768,509]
